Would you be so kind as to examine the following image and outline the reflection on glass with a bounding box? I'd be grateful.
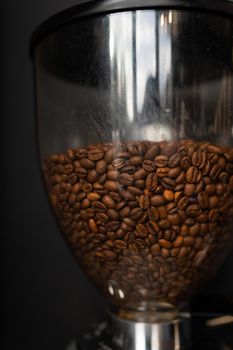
[109,12,134,121]
[109,11,173,141]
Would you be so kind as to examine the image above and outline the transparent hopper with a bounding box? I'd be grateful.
[32,7,233,350]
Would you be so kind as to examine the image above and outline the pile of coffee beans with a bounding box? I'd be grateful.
[43,140,233,309]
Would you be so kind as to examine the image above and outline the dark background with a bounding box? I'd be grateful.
[2,1,233,349]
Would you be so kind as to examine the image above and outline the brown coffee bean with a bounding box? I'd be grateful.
[184,184,195,197]
[161,248,170,258]
[178,196,190,210]
[145,173,158,192]
[161,142,177,157]
[130,207,144,221]
[192,149,206,168]
[197,191,209,209]
[87,192,101,201]
[120,206,131,218]
[168,153,181,168]
[135,179,145,189]
[134,168,147,180]
[175,171,186,184]
[96,213,109,223]
[163,189,174,202]
[210,164,222,180]
[158,219,171,230]
[209,195,219,209]
[88,148,104,161]
[96,160,107,174]
[136,224,148,238]
[207,144,222,154]
[129,156,143,166]
[138,195,150,209]
[121,165,137,174]
[166,167,180,179]
[155,155,168,167]
[147,206,159,221]
[112,158,127,169]
[92,201,107,212]
[215,183,226,195]
[119,173,134,186]
[107,209,119,220]
[109,192,121,202]
[142,160,156,172]
[102,250,117,260]
[180,156,191,170]
[114,240,127,249]
[208,209,219,222]
[177,246,188,258]
[151,244,161,256]
[183,236,195,246]
[145,144,160,159]
[104,181,120,191]
[151,195,166,206]
[102,195,115,209]
[173,236,183,248]
[189,223,201,236]
[186,204,202,217]
[128,186,143,195]
[88,218,98,233]
[186,166,202,183]
[167,213,181,225]
[80,158,95,169]
[157,167,170,177]
[107,170,120,180]
[158,239,172,249]
[87,169,98,183]
[105,221,120,231]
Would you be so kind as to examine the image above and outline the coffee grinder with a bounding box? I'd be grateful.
[31,1,233,349]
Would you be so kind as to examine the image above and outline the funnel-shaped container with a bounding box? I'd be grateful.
[31,1,233,348]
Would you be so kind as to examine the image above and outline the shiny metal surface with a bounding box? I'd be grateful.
[109,312,190,350]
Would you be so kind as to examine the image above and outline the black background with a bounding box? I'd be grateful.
[2,1,233,349]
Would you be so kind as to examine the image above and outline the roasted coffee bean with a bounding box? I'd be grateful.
[161,177,176,189]
[151,195,167,206]
[145,144,160,159]
[114,240,127,249]
[104,181,120,191]
[146,173,158,191]
[129,156,143,166]
[134,168,147,180]
[88,148,104,161]
[119,173,134,186]
[96,160,107,174]
[142,160,156,172]
[178,196,190,210]
[186,166,202,183]
[163,189,174,202]
[130,207,144,221]
[87,169,98,183]
[92,201,106,212]
[147,206,159,221]
[186,204,202,217]
[154,155,168,167]
[184,184,195,197]
[138,195,150,209]
[168,153,181,168]
[197,191,209,209]
[136,224,148,238]
[121,165,137,174]
[44,140,233,308]
[128,186,143,195]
